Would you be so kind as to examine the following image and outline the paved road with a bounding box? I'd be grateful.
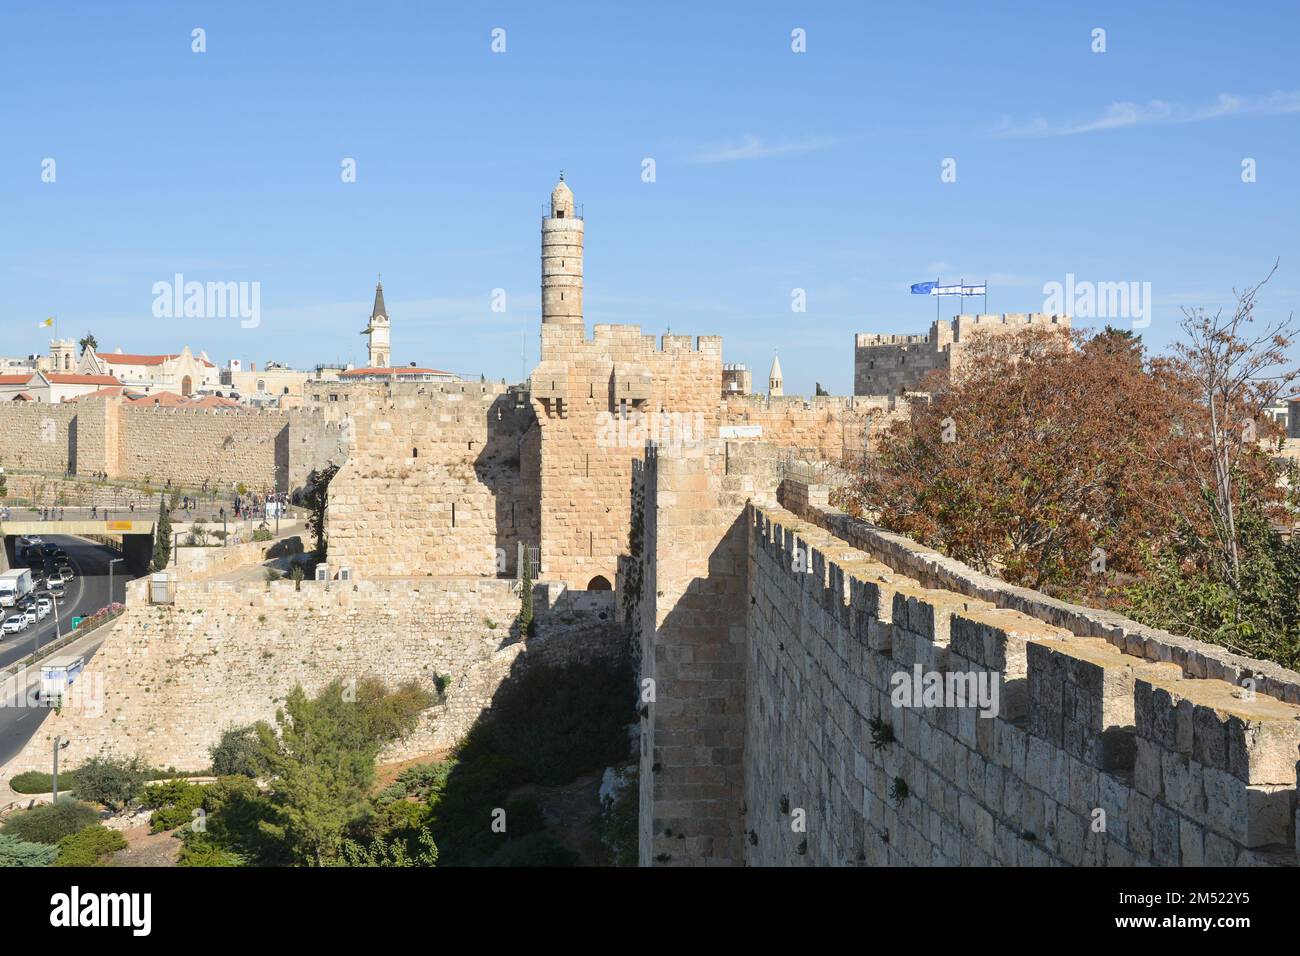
[0,536,140,767]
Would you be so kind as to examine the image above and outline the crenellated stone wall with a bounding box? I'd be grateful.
[854,313,1071,396]
[532,324,723,590]
[629,441,1300,867]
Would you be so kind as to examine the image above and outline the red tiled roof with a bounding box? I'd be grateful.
[47,373,121,386]
[67,386,126,401]
[99,352,216,368]
[12,392,34,401]
[0,374,33,385]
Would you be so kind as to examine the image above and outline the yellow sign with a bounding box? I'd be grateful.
[106,521,134,531]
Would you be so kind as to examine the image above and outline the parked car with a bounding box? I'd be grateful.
[2,615,25,634]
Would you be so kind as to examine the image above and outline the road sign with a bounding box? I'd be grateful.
[71,616,83,629]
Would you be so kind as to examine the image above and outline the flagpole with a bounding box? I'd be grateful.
[935,277,939,323]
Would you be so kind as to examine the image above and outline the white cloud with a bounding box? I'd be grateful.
[686,134,840,164]
[992,90,1300,138]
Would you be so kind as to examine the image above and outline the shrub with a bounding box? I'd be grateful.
[178,839,246,867]
[73,756,148,810]
[252,528,273,542]
[1,799,100,845]
[209,725,264,778]
[0,833,59,867]
[142,781,206,833]
[10,770,79,795]
[54,825,127,866]
[597,770,639,866]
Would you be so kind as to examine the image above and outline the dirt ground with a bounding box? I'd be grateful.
[112,824,183,866]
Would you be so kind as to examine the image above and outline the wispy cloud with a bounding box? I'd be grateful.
[686,134,840,164]
[991,90,1300,138]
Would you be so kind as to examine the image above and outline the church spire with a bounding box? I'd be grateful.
[372,278,387,319]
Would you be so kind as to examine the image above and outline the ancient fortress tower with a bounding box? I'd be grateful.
[361,280,391,368]
[541,175,584,326]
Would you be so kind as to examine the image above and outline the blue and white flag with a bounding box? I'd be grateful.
[912,282,986,296]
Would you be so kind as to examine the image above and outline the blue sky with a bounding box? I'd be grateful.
[2,1,1297,395]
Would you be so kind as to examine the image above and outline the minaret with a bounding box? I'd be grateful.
[362,279,391,368]
[768,353,784,398]
[541,173,584,327]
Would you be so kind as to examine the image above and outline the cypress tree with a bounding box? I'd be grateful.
[152,498,172,571]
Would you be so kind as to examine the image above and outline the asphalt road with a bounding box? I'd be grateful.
[0,536,139,767]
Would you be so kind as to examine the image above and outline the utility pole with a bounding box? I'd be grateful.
[109,557,123,606]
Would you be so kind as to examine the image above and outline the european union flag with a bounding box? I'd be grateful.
[910,282,936,295]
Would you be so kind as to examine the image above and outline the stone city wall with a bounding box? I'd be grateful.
[0,398,346,495]
[854,313,1070,396]
[630,439,1300,867]
[532,324,723,590]
[0,401,78,474]
[743,498,1300,866]
[720,394,908,462]
[4,576,623,775]
[327,383,539,578]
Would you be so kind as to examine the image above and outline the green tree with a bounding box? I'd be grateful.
[73,756,148,811]
[303,464,339,559]
[337,827,439,867]
[254,678,432,866]
[1124,487,1300,668]
[209,725,265,778]
[78,332,98,356]
[152,499,172,572]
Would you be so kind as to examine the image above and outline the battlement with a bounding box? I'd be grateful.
[952,312,1070,341]
[746,497,1300,864]
[855,333,930,347]
[541,321,723,357]
[855,311,1073,397]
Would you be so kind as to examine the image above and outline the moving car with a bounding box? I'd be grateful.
[48,580,65,597]
[20,607,37,626]
[57,567,74,583]
[34,602,49,621]
[2,615,25,635]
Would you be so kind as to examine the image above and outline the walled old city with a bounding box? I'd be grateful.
[2,177,1299,873]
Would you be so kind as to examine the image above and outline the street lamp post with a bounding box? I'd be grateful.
[109,557,123,606]
[220,507,227,547]
[52,737,70,802]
